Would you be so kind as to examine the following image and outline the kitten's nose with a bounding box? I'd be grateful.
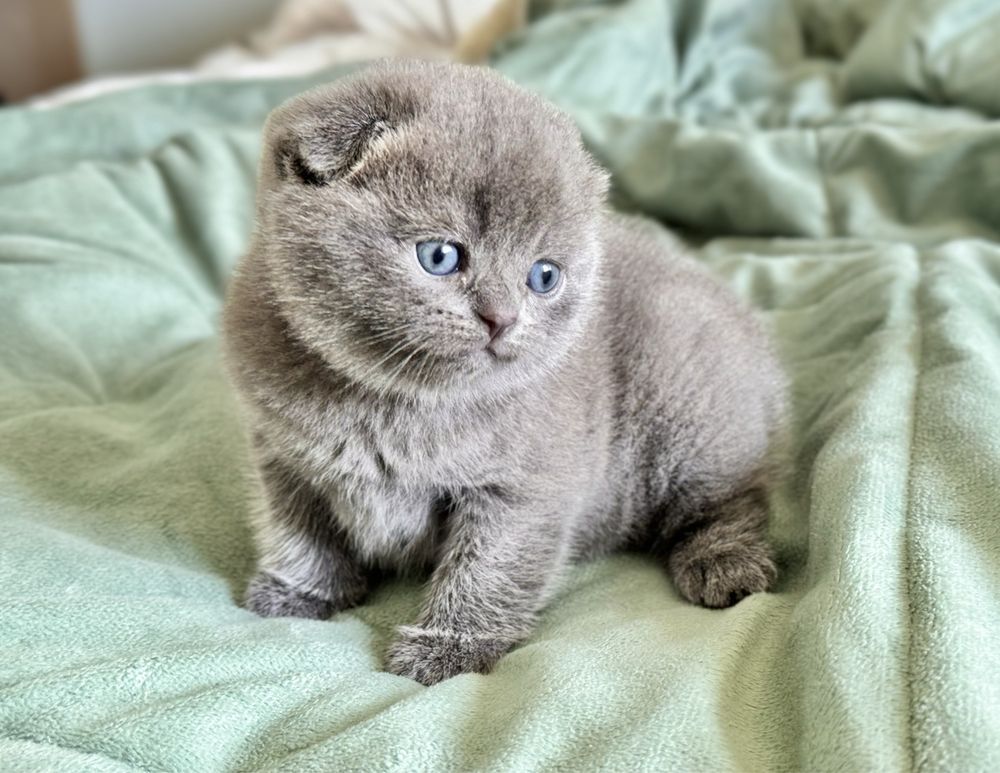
[477,308,518,341]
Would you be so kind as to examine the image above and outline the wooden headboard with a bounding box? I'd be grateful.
[0,0,81,103]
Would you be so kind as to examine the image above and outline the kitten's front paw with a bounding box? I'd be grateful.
[669,543,777,609]
[384,626,513,686]
[244,571,333,620]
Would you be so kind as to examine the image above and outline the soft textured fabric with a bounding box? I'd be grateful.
[2,0,1000,770]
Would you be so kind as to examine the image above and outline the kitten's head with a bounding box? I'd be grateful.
[252,60,608,399]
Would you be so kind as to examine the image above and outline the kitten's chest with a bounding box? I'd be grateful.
[288,397,499,568]
[296,396,495,489]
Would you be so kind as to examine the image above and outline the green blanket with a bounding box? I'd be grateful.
[2,1,999,770]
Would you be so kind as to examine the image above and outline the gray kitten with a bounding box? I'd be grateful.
[222,60,786,686]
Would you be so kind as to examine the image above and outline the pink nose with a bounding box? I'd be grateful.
[477,309,518,341]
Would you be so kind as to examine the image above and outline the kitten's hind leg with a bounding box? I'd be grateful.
[245,458,369,620]
[662,487,777,609]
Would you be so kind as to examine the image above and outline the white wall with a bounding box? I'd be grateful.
[71,0,280,75]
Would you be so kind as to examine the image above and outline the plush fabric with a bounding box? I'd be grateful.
[2,0,999,769]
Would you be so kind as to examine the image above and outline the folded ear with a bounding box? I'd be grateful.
[270,82,418,186]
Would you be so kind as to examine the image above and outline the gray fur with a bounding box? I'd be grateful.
[222,60,787,685]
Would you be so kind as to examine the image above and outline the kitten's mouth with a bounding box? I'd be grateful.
[484,343,515,363]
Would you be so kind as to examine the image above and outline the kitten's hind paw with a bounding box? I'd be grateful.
[384,626,514,686]
[244,572,333,620]
[668,537,777,609]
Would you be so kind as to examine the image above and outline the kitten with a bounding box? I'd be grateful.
[222,60,786,686]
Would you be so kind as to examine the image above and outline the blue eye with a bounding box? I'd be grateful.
[527,261,561,294]
[416,241,461,275]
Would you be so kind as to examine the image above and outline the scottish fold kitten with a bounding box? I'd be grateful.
[222,60,786,686]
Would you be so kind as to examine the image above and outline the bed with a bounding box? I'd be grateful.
[2,0,999,770]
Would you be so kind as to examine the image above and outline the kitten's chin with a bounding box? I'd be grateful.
[395,350,527,400]
[325,337,543,401]
[351,350,497,399]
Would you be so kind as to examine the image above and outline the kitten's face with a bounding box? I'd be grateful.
[254,62,608,399]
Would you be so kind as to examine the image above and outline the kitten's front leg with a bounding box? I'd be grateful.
[385,489,566,685]
[245,458,368,620]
